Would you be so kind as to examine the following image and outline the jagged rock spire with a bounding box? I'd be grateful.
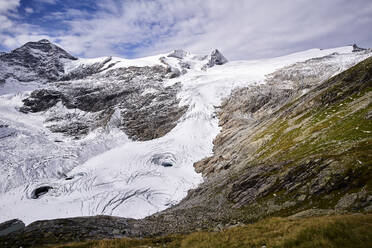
[352,44,367,52]
[202,49,228,70]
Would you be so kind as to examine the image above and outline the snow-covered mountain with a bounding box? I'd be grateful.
[0,40,371,225]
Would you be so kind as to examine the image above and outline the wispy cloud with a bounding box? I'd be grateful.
[1,0,372,59]
[38,0,58,4]
[25,7,34,14]
[0,0,20,14]
[0,0,20,31]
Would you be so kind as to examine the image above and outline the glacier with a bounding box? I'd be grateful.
[0,43,371,224]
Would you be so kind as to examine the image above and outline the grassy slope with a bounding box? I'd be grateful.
[224,56,372,218]
[51,214,372,248]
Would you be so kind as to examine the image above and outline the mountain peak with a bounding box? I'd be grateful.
[0,39,77,82]
[210,49,228,64]
[13,39,77,61]
[202,49,228,70]
[352,44,367,52]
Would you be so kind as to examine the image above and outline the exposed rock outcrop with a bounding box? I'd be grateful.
[20,89,63,113]
[202,49,228,70]
[352,44,367,52]
[20,65,187,140]
[0,219,25,237]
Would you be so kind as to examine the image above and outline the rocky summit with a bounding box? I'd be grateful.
[0,40,371,247]
[0,39,77,84]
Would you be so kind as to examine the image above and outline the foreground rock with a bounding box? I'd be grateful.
[0,219,25,237]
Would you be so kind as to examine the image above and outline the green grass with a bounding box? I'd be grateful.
[49,214,372,248]
[255,95,371,163]
[226,57,372,219]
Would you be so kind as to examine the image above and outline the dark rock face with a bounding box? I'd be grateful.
[227,159,355,208]
[20,65,187,140]
[210,49,228,65]
[20,89,62,113]
[48,121,90,137]
[0,216,142,248]
[202,49,228,70]
[120,82,187,140]
[0,211,222,247]
[352,44,367,52]
[0,219,25,237]
[0,39,77,83]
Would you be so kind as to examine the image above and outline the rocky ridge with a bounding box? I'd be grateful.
[19,65,187,140]
[193,54,372,215]
[7,41,228,141]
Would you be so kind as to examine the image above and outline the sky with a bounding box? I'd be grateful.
[0,0,372,60]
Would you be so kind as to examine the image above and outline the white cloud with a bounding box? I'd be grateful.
[0,0,53,50]
[38,0,58,4]
[55,0,372,59]
[1,0,372,59]
[0,0,19,14]
[25,7,34,14]
[0,0,19,36]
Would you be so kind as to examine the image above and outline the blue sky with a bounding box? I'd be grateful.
[1,0,372,60]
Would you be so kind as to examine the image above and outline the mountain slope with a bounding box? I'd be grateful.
[0,47,371,247]
[2,41,369,226]
[0,39,372,247]
[54,214,372,248]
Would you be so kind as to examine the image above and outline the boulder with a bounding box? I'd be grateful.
[0,219,25,237]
